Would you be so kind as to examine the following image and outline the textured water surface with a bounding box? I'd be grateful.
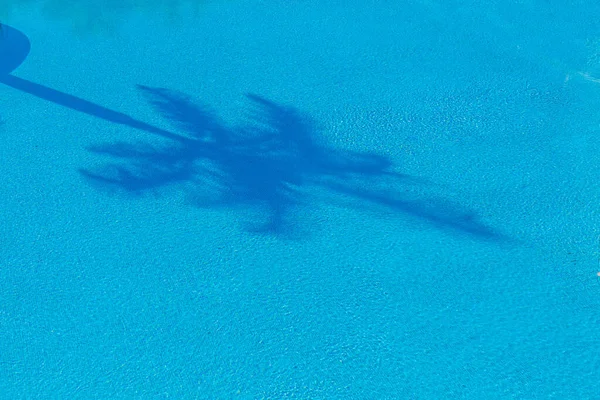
[1,0,600,398]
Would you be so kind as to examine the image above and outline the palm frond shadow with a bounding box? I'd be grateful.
[80,86,504,239]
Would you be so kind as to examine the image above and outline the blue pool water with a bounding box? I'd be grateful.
[1,1,600,398]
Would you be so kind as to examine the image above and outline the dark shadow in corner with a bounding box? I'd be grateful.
[0,24,177,140]
[80,85,506,240]
[0,23,30,75]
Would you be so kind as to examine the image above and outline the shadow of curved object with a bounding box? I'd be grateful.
[81,86,507,241]
[0,23,30,75]
[0,24,179,140]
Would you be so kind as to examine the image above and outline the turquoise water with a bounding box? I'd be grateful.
[1,1,600,398]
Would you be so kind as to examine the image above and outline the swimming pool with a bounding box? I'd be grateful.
[2,0,600,398]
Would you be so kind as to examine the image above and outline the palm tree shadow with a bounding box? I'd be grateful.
[80,86,506,240]
[1,24,504,239]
